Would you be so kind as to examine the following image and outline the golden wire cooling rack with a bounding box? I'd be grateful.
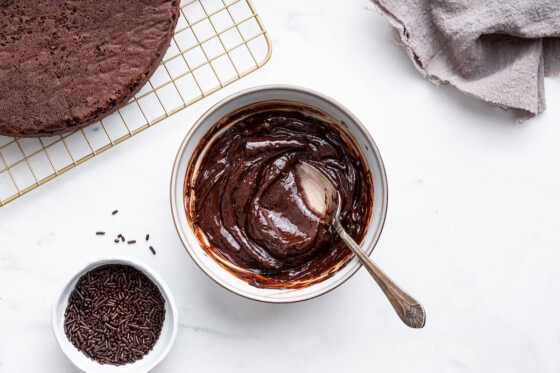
[0,0,271,207]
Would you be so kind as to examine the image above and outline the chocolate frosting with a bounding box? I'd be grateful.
[186,104,373,289]
[0,0,179,137]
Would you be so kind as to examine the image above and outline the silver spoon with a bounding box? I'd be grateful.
[295,162,426,328]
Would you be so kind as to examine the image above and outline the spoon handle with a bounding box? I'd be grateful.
[333,220,426,328]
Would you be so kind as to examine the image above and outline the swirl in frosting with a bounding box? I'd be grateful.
[186,105,372,289]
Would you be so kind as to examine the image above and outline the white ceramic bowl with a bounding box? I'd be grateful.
[170,85,388,303]
[52,257,178,372]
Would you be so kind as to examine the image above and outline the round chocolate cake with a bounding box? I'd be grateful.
[0,0,180,137]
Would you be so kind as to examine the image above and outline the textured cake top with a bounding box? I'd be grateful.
[0,0,179,137]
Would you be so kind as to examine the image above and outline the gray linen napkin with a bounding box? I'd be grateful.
[371,0,560,119]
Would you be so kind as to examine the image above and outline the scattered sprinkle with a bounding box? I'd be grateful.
[96,212,160,256]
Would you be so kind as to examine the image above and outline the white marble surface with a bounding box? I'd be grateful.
[3,0,560,371]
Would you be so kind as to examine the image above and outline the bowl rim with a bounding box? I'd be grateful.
[170,84,388,303]
[51,256,178,373]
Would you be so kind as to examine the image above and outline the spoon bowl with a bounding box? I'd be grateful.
[296,162,426,328]
[172,85,390,302]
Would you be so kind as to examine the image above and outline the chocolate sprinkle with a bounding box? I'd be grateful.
[64,264,165,366]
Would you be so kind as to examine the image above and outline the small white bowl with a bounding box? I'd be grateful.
[52,257,178,372]
[170,85,388,303]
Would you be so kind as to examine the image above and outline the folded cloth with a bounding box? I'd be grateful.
[371,0,560,119]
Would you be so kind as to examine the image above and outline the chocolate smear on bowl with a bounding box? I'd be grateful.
[185,102,373,289]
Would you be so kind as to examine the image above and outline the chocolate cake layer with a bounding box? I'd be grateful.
[0,0,180,137]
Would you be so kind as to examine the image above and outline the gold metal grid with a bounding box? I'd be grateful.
[0,0,271,206]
